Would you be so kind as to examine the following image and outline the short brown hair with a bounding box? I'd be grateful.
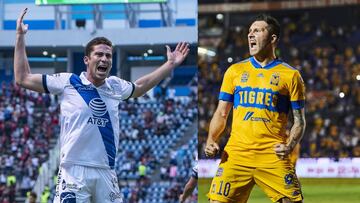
[252,14,280,41]
[85,37,113,56]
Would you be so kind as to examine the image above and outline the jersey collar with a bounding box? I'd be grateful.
[250,56,282,69]
[80,72,111,90]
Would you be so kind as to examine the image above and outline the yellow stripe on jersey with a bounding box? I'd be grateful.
[218,57,305,167]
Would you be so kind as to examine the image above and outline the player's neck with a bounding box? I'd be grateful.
[253,53,276,67]
[85,73,105,87]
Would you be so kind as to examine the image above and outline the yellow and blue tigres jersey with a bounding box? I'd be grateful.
[219,56,305,167]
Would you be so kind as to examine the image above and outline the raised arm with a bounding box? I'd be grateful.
[274,108,306,159]
[205,100,233,157]
[14,8,45,93]
[131,42,190,98]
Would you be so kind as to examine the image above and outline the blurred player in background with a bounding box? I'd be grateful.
[28,192,37,203]
[179,160,198,203]
[205,14,306,203]
[14,8,189,203]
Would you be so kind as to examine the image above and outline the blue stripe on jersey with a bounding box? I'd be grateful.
[233,86,290,113]
[69,74,116,169]
[42,75,49,93]
[250,57,282,69]
[219,92,234,102]
[291,100,305,109]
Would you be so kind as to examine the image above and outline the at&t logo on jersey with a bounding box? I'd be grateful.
[87,98,109,127]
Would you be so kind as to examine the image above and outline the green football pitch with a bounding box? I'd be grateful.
[198,178,360,203]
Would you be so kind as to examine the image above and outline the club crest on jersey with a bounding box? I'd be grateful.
[87,98,109,127]
[241,72,249,83]
[270,73,280,86]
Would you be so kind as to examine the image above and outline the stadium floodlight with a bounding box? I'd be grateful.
[339,92,345,98]
[216,13,224,21]
[198,47,216,57]
[35,0,167,5]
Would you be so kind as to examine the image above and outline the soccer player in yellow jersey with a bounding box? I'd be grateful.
[205,14,306,203]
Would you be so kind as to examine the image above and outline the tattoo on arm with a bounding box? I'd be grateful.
[288,109,306,151]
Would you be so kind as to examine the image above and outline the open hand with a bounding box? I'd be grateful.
[16,8,29,35]
[166,42,190,66]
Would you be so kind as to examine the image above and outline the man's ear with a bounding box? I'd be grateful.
[271,34,278,43]
[84,56,89,65]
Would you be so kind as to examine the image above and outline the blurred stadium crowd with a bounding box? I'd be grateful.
[198,9,360,160]
[0,82,197,203]
[0,83,60,203]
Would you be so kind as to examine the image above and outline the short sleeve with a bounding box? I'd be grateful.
[108,76,135,100]
[289,71,305,109]
[44,73,72,95]
[218,66,235,102]
[191,163,198,179]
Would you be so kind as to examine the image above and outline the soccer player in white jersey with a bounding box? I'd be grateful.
[14,8,190,203]
[179,161,198,203]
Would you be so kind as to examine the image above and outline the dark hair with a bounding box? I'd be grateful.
[253,14,280,40]
[85,37,113,56]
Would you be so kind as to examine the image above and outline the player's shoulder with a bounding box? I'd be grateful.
[106,76,133,88]
[237,57,252,64]
[276,60,300,74]
[234,57,251,67]
[107,75,126,84]
[273,60,303,84]
[49,72,73,78]
[226,57,251,72]
[47,72,74,83]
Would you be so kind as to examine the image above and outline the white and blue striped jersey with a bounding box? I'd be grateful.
[43,72,134,169]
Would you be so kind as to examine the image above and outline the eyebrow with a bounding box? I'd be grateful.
[249,26,269,31]
[94,51,112,54]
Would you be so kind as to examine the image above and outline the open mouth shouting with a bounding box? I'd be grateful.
[97,64,108,73]
[249,40,257,49]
